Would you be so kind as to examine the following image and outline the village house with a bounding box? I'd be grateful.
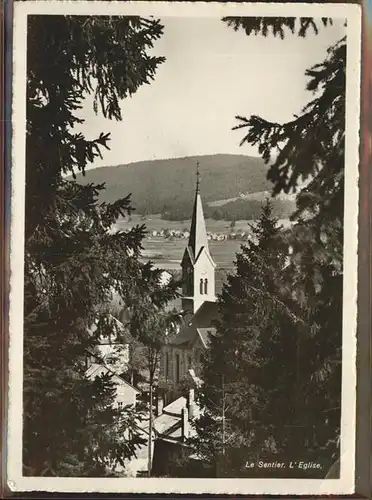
[85,314,140,407]
[151,387,206,477]
[85,316,151,477]
[85,362,141,408]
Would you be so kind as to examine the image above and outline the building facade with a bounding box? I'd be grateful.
[160,171,219,396]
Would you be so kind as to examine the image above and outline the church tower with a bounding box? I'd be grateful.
[181,163,216,314]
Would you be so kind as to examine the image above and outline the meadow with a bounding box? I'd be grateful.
[115,214,291,270]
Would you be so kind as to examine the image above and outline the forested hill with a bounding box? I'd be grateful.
[72,154,295,221]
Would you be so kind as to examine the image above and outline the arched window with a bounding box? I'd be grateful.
[165,352,170,379]
[204,278,208,295]
[187,355,192,368]
[199,279,204,294]
[196,349,204,365]
[175,353,180,383]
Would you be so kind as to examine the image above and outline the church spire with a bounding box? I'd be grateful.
[196,161,200,194]
[181,162,216,314]
[187,162,209,261]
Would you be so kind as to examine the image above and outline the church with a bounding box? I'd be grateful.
[86,167,223,476]
[160,167,219,399]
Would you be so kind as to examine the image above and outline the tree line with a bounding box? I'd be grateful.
[160,196,294,222]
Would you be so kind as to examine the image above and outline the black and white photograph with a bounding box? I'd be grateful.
[7,1,361,495]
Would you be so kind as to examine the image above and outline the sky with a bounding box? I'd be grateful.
[77,17,346,169]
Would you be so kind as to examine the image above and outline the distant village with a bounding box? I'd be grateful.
[148,227,253,242]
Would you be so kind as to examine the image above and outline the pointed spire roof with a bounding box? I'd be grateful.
[186,162,210,262]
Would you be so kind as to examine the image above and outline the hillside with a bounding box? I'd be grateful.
[72,154,295,221]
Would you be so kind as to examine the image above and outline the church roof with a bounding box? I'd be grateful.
[188,190,208,261]
[192,300,219,327]
[182,175,215,267]
[169,301,218,348]
[197,328,215,348]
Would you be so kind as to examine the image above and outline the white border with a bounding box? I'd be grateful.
[8,1,361,494]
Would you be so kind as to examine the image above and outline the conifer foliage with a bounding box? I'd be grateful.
[194,202,302,477]
[191,18,345,477]
[229,18,345,467]
[24,15,170,476]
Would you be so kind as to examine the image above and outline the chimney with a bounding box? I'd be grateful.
[156,391,164,417]
[86,353,93,370]
[188,388,196,420]
[181,406,189,440]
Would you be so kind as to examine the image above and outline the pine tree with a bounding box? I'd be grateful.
[220,16,345,472]
[190,201,302,477]
[187,20,346,477]
[23,15,175,476]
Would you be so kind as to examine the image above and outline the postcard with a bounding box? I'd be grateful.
[7,1,361,495]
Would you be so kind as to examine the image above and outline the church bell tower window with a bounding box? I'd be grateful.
[204,278,208,294]
[199,279,204,295]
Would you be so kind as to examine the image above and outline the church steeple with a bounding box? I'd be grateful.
[181,163,216,314]
[196,161,200,193]
[187,162,209,262]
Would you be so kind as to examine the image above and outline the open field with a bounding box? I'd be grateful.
[208,190,296,207]
[115,214,292,270]
[140,238,243,269]
[116,214,252,234]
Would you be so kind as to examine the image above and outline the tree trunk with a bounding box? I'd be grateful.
[147,381,153,477]
[221,376,226,477]
[129,342,134,386]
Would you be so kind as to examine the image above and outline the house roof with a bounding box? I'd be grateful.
[88,313,128,339]
[153,396,187,441]
[85,362,141,394]
[154,394,201,443]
